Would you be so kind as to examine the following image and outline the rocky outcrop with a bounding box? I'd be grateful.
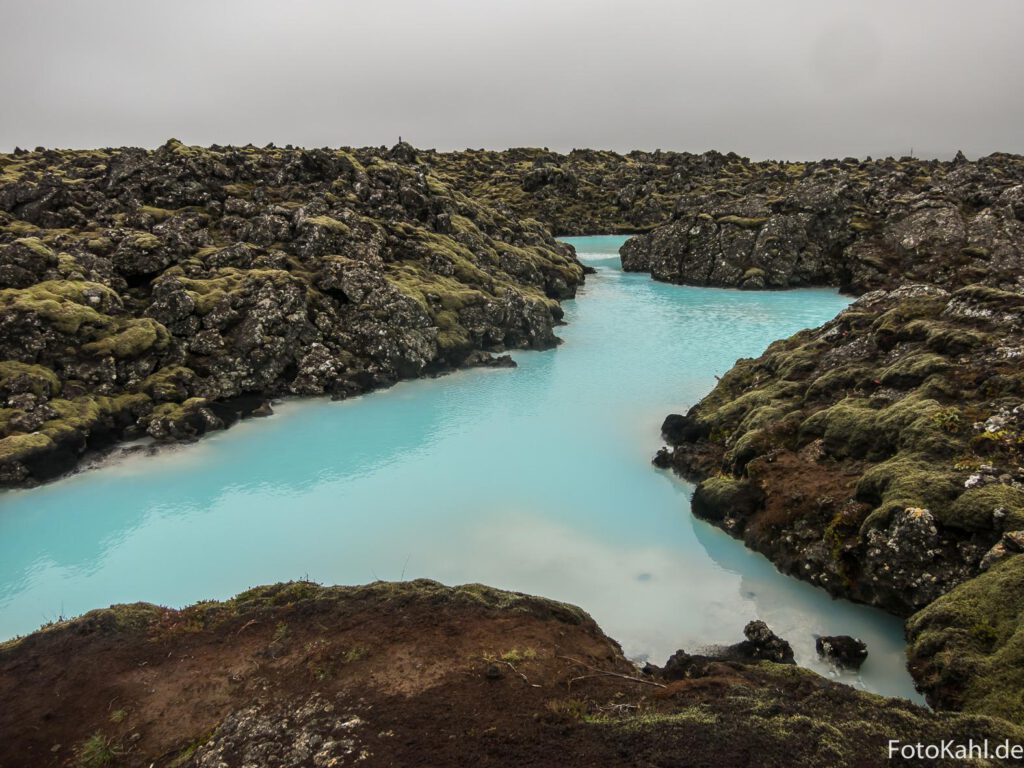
[0,141,586,486]
[3,581,1023,768]
[658,620,794,682]
[621,153,1024,293]
[632,151,1024,726]
[653,279,1024,721]
[656,283,1024,617]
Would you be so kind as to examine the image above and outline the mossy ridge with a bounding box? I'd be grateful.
[589,660,1024,766]
[0,579,592,657]
[0,142,591,485]
[662,281,1024,645]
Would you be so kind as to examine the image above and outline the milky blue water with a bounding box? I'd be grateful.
[0,235,921,700]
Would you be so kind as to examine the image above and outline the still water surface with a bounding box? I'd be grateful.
[0,235,921,700]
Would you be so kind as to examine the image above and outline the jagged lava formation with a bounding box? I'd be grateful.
[0,141,584,486]
[635,152,1024,721]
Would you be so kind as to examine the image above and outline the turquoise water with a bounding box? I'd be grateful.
[0,235,921,701]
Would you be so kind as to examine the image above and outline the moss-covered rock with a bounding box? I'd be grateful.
[0,141,590,486]
[907,556,1024,723]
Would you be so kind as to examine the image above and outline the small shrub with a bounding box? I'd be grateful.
[931,407,962,434]
[75,732,120,768]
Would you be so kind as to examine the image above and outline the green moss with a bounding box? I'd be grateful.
[799,399,879,459]
[716,215,769,229]
[132,232,161,250]
[13,236,55,257]
[856,454,962,531]
[930,407,962,434]
[878,352,949,388]
[81,317,170,358]
[149,397,208,423]
[907,556,1024,722]
[137,366,198,401]
[0,281,118,335]
[140,205,175,222]
[0,361,61,398]
[305,215,351,235]
[803,365,869,400]
[954,283,1024,308]
[924,325,987,354]
[233,580,325,608]
[0,432,54,464]
[947,485,1024,531]
[37,394,149,443]
[176,268,296,314]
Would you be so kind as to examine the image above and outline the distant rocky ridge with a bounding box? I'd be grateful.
[427,146,741,234]
[0,140,586,486]
[620,151,1024,292]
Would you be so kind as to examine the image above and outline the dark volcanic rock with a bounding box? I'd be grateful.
[428,147,739,235]
[661,620,795,682]
[733,620,796,664]
[816,635,868,670]
[661,412,709,444]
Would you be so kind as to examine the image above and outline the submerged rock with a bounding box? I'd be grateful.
[816,635,868,670]
[734,620,796,664]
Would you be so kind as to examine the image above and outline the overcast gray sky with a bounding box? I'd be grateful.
[2,0,1022,159]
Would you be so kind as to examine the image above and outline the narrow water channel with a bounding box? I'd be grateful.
[0,235,921,701]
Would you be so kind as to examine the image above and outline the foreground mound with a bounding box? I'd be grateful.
[0,141,584,486]
[2,580,1020,768]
